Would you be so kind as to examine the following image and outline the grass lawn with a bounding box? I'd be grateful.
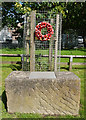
[0,48,85,119]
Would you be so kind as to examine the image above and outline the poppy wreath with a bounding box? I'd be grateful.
[35,22,54,41]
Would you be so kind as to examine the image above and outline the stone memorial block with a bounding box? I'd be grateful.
[5,71,80,115]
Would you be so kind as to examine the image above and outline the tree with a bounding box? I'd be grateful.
[2,2,24,28]
[63,2,86,37]
[2,2,86,37]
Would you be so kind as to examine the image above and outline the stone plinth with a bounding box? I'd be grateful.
[5,71,80,115]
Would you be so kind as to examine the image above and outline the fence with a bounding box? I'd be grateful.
[1,10,85,72]
[0,54,86,71]
[23,11,62,72]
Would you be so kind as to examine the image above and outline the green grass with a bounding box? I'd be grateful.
[1,48,85,63]
[0,48,24,62]
[0,48,24,54]
[0,48,85,119]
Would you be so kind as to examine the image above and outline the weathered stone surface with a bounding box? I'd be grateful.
[5,71,80,115]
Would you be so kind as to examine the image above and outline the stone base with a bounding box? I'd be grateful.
[5,71,80,115]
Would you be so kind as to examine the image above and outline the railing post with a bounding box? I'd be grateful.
[54,14,59,72]
[49,18,54,71]
[26,16,30,63]
[69,56,73,71]
[30,11,36,72]
[21,54,24,70]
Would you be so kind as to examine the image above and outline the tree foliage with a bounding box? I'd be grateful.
[2,2,23,28]
[63,2,86,36]
[2,2,86,36]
